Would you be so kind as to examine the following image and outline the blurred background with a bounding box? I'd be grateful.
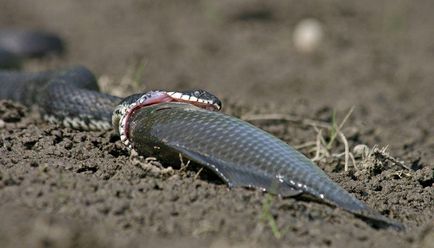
[2,0,433,152]
[1,0,432,108]
[1,1,433,247]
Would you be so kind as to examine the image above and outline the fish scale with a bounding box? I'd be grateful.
[127,102,403,230]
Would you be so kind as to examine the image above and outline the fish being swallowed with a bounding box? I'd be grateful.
[113,91,404,230]
[0,28,403,230]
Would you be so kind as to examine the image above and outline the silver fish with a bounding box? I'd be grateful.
[123,102,404,230]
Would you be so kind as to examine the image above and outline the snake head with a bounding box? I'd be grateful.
[112,89,222,147]
[165,89,222,111]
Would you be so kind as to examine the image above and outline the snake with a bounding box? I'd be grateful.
[0,30,404,230]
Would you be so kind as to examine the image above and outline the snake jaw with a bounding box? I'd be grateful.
[166,91,222,111]
[113,89,222,149]
[116,91,172,148]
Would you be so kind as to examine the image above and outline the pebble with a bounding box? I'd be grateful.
[293,18,324,54]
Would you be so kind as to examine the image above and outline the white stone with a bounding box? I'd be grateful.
[293,18,324,54]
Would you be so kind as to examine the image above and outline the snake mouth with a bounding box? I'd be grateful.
[114,90,221,148]
[166,91,221,111]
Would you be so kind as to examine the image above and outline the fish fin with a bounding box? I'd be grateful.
[354,209,405,231]
[167,143,302,197]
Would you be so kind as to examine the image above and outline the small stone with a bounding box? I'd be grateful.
[63,140,73,150]
[293,18,324,54]
[30,161,39,167]
[353,144,370,158]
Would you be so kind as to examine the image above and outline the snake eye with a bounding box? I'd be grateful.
[193,90,200,96]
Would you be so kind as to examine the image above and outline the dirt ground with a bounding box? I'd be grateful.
[0,0,433,247]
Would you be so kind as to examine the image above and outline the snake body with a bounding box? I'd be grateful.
[0,30,220,130]
[0,66,121,130]
[0,29,119,129]
[0,30,403,230]
[0,29,63,69]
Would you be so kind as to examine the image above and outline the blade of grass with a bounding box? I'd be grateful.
[326,109,337,149]
[260,194,283,239]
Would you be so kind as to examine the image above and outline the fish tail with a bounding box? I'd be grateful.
[323,182,405,230]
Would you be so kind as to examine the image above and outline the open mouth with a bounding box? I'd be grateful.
[166,91,221,111]
[116,90,221,148]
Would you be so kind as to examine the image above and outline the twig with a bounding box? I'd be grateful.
[312,129,323,161]
[327,106,354,149]
[241,113,330,129]
[294,141,316,149]
[338,106,355,131]
[372,146,411,170]
[349,152,358,170]
[179,153,191,171]
[194,167,204,180]
[337,131,350,171]
[242,108,408,173]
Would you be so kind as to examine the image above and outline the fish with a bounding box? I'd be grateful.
[123,101,404,230]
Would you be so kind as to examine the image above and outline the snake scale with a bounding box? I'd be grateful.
[0,29,404,230]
